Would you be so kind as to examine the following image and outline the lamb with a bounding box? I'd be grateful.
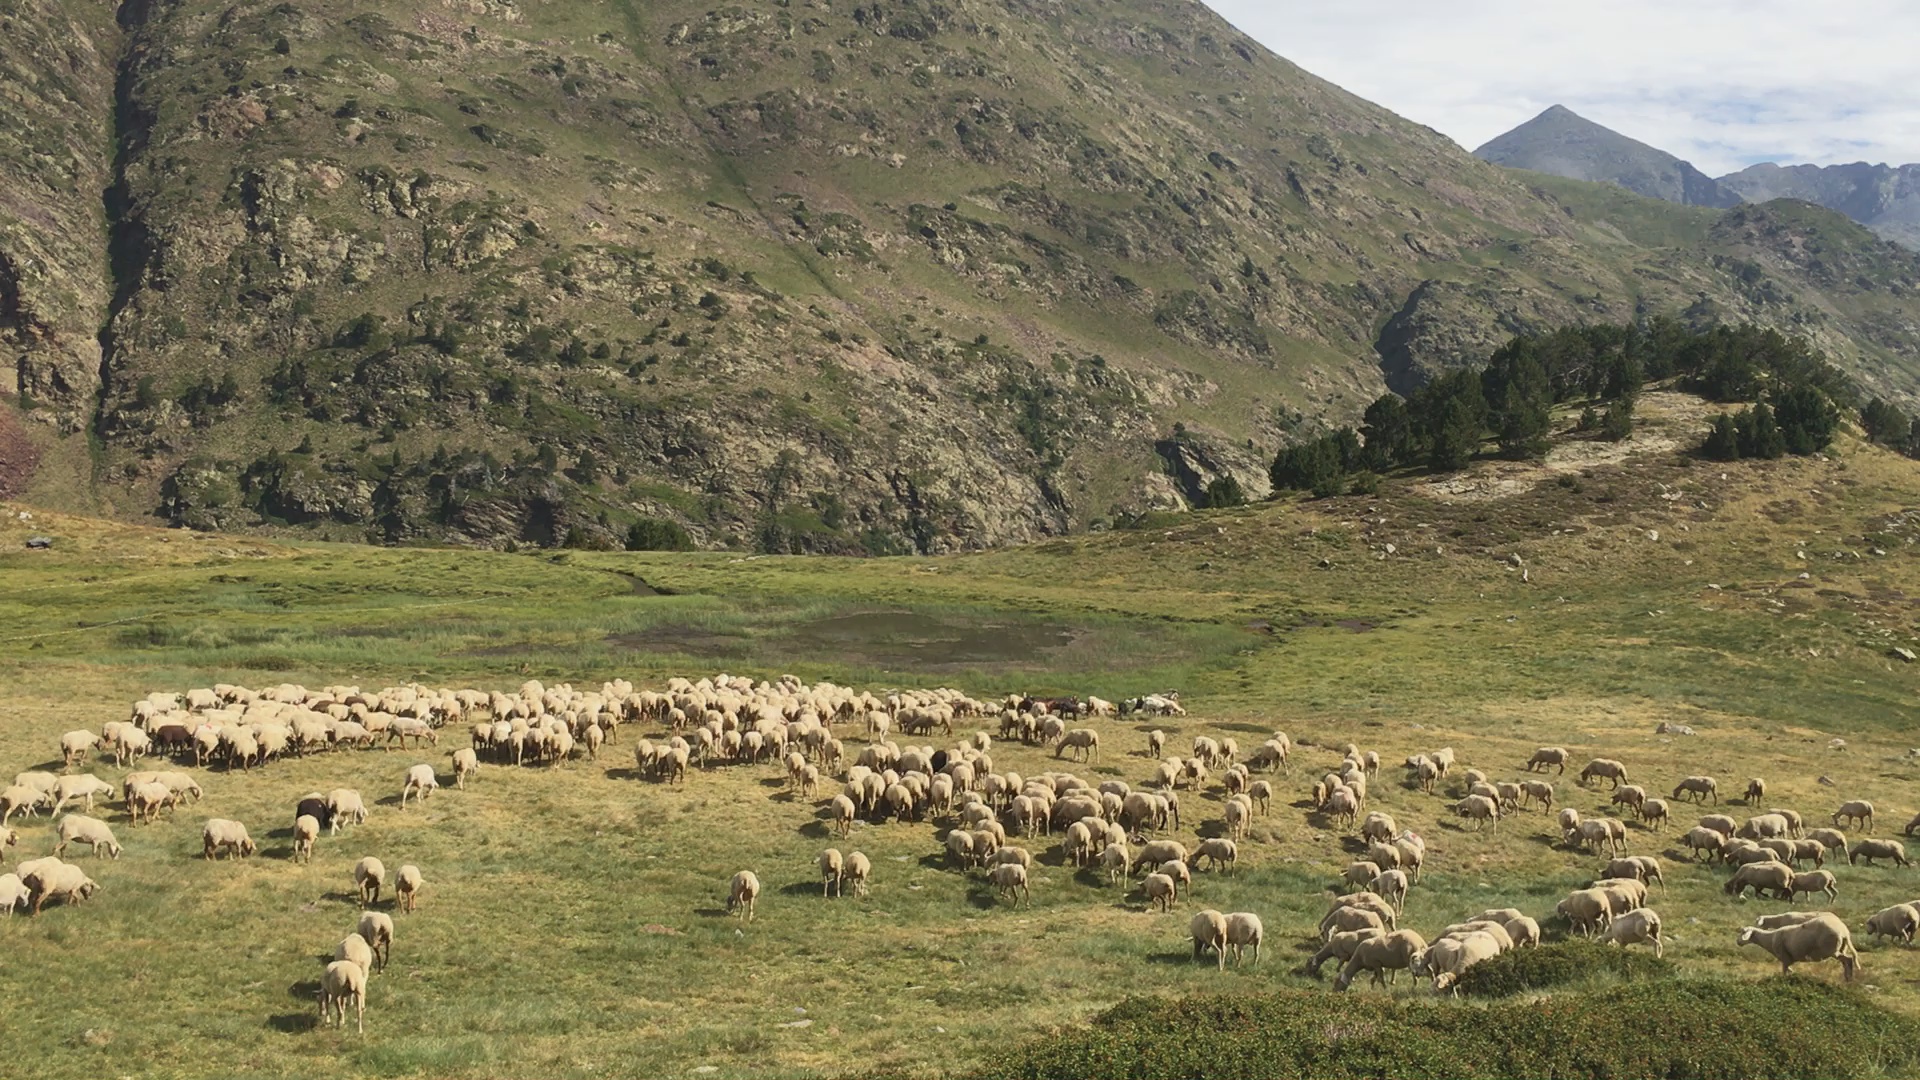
[1865,903,1920,946]
[1192,838,1237,874]
[319,959,368,1034]
[1671,776,1718,804]
[1412,931,1502,994]
[1159,859,1192,898]
[1604,908,1664,957]
[1146,730,1166,758]
[1725,860,1795,900]
[326,789,368,833]
[355,857,387,907]
[1370,869,1410,913]
[844,851,871,897]
[451,748,479,789]
[357,911,394,971]
[988,862,1030,907]
[1334,929,1428,991]
[335,933,375,979]
[1737,913,1858,981]
[400,764,438,808]
[829,794,857,838]
[1143,872,1177,911]
[396,865,424,913]
[292,814,319,864]
[820,849,845,897]
[1556,888,1613,936]
[1833,800,1875,833]
[54,815,121,860]
[1578,758,1629,789]
[1789,869,1839,904]
[0,872,25,915]
[1525,747,1569,774]
[0,785,50,825]
[125,782,171,824]
[24,862,99,915]
[1190,909,1229,969]
[728,870,761,920]
[1744,778,1766,804]
[1850,838,1909,867]
[1223,912,1264,966]
[1099,842,1131,885]
[1307,926,1385,977]
[202,819,255,860]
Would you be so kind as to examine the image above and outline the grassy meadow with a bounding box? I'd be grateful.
[3,423,1920,1078]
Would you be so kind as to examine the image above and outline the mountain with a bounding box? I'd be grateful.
[1718,161,1920,249]
[1474,105,1738,208]
[1477,106,1920,250]
[6,2,1920,553]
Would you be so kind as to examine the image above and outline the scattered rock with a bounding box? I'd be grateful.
[24,536,51,549]
[1506,553,1524,567]
[777,1019,813,1029]
[1646,529,1659,542]
[1893,647,1917,663]
[1828,739,1848,751]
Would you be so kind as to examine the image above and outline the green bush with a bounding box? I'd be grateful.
[1453,939,1671,996]
[972,980,1920,1080]
[625,517,694,552]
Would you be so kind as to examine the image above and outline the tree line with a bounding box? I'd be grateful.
[1271,319,1867,496]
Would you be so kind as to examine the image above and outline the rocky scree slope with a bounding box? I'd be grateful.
[6,0,1920,551]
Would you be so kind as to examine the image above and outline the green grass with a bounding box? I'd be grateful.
[3,435,1920,1078]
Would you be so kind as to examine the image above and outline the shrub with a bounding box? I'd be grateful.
[1453,939,1671,997]
[973,981,1920,1080]
[625,517,694,552]
[1202,475,1246,509]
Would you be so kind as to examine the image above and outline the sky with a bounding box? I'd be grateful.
[1206,1,1920,176]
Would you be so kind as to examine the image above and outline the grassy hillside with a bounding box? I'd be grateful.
[6,0,1920,552]
[2,400,1920,1077]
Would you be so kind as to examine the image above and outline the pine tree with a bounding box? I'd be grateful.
[1360,394,1411,469]
[1773,384,1838,455]
[1702,413,1741,461]
[1737,402,1786,459]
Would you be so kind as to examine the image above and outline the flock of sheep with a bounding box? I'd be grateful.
[4,673,1911,1035]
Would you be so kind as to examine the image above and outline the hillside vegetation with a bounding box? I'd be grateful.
[2,405,1920,1077]
[7,0,1920,552]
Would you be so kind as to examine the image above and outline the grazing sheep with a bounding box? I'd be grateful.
[400,764,438,808]
[125,782,170,825]
[820,849,845,897]
[319,959,368,1034]
[1737,913,1858,981]
[1683,826,1726,861]
[1671,776,1718,804]
[1222,798,1250,841]
[1098,842,1130,885]
[0,785,50,825]
[326,789,368,833]
[1360,812,1398,844]
[1190,909,1229,969]
[1865,903,1920,946]
[51,775,116,814]
[829,794,857,838]
[355,857,387,907]
[357,911,393,971]
[1223,912,1264,965]
[844,851,871,897]
[1159,859,1192,899]
[1504,916,1542,949]
[1519,780,1554,812]
[1131,840,1188,876]
[1321,905,1389,941]
[1145,730,1166,758]
[1454,794,1500,830]
[292,814,319,864]
[1368,842,1402,873]
[335,933,375,979]
[1395,836,1426,884]
[988,862,1030,907]
[1744,778,1766,804]
[1335,929,1429,991]
[0,872,26,915]
[1833,800,1875,833]
[1370,869,1409,913]
[1412,931,1502,994]
[54,815,121,860]
[1610,785,1647,815]
[1248,780,1273,815]
[1192,838,1237,874]
[1343,861,1382,889]
[396,865,424,913]
[59,730,101,768]
[1604,856,1665,890]
[1525,747,1568,774]
[23,862,98,915]
[1788,869,1839,904]
[1737,813,1791,841]
[1055,728,1099,763]
[451,748,479,789]
[202,819,255,860]
[1807,828,1849,861]
[1438,921,1514,953]
[1578,758,1629,789]
[1699,814,1738,838]
[1576,817,1627,856]
[1307,926,1386,978]
[1725,860,1795,900]
[1605,908,1664,957]
[1143,872,1177,912]
[1557,888,1613,936]
[1851,838,1910,866]
[728,870,761,921]
[1638,798,1670,831]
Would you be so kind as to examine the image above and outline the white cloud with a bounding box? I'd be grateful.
[1205,1,1920,175]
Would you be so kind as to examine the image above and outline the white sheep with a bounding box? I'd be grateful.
[844,851,871,897]
[1192,838,1237,874]
[1224,912,1264,966]
[0,872,26,915]
[451,748,479,789]
[728,870,760,921]
[820,848,845,897]
[358,911,394,971]
[396,865,424,913]
[355,856,387,907]
[1143,872,1177,912]
[1190,908,1229,969]
[1737,913,1858,980]
[335,933,375,979]
[988,862,1030,906]
[1865,903,1920,946]
[292,814,319,864]
[201,819,255,860]
[400,764,438,808]
[1604,908,1664,957]
[54,815,121,860]
[24,861,98,915]
[320,959,368,1034]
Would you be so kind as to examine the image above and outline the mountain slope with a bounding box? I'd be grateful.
[1474,105,1737,208]
[5,2,1920,552]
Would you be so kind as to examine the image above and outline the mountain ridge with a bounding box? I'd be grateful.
[2,3,1919,553]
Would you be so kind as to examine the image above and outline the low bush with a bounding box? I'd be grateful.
[1454,939,1671,996]
[972,979,1920,1080]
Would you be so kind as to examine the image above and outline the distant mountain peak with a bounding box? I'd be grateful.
[1474,108,1738,209]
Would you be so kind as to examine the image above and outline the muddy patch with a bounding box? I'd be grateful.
[605,625,751,659]
[780,610,1079,668]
